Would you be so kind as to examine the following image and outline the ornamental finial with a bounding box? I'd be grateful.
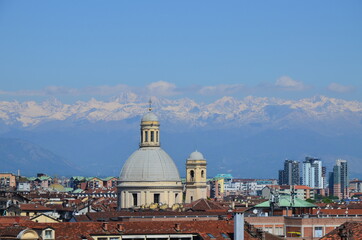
[148,99,152,112]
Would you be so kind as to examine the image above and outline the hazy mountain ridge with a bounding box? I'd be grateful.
[0,95,361,131]
[0,138,81,176]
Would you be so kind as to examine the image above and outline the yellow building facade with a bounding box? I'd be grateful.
[185,151,207,203]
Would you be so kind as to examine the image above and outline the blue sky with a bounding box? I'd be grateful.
[0,1,361,102]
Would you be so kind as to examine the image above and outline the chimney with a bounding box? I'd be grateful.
[234,212,244,240]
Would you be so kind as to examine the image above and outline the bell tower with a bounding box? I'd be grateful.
[185,150,207,203]
[140,100,160,148]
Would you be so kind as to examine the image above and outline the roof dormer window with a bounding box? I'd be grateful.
[43,228,55,239]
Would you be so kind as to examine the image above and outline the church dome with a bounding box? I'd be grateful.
[188,150,205,160]
[120,147,181,182]
[141,112,158,122]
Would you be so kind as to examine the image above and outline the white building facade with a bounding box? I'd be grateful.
[117,109,183,209]
[302,157,323,189]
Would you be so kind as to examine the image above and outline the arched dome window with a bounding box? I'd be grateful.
[201,170,204,178]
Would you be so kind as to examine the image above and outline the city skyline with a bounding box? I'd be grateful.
[0,2,361,239]
[0,1,360,179]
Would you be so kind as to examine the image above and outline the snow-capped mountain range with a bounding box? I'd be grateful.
[0,94,361,131]
[0,94,361,177]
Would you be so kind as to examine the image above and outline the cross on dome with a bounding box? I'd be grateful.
[148,99,152,112]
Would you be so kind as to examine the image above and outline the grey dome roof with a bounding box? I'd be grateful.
[188,150,205,160]
[141,112,158,122]
[120,147,181,182]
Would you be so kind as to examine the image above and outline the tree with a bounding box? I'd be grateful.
[306,198,316,203]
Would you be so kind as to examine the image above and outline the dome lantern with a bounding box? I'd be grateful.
[140,100,160,148]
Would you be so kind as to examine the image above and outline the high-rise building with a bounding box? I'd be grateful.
[329,159,349,200]
[322,166,327,190]
[278,170,285,185]
[279,160,300,185]
[302,157,323,189]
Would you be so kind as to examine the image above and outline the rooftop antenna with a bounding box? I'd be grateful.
[148,99,152,112]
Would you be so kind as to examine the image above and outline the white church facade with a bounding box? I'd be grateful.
[117,105,207,209]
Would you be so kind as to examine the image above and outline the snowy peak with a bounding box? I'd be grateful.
[0,95,361,130]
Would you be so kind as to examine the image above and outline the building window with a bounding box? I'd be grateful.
[141,131,143,143]
[201,170,204,178]
[207,233,216,239]
[154,193,160,203]
[190,170,195,181]
[44,229,52,239]
[175,193,178,201]
[151,131,154,142]
[221,233,230,239]
[145,131,148,142]
[275,227,283,236]
[133,193,138,206]
[314,227,323,237]
[156,131,159,142]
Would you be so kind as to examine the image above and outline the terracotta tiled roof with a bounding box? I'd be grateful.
[46,204,74,212]
[0,225,27,237]
[21,220,259,240]
[74,214,90,222]
[315,202,362,210]
[320,221,362,239]
[26,192,72,199]
[313,208,362,215]
[233,207,251,213]
[91,197,118,211]
[75,210,229,222]
[83,187,117,194]
[20,203,52,211]
[345,203,362,209]
[0,216,31,225]
[184,199,228,211]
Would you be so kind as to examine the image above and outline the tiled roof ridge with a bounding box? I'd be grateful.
[204,199,211,209]
[320,221,362,239]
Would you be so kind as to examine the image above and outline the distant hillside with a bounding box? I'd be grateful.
[0,138,81,176]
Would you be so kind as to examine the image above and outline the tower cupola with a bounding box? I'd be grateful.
[185,150,207,203]
[140,100,160,148]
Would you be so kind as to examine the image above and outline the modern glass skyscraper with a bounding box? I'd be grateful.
[302,157,323,189]
[329,159,349,199]
[279,160,300,185]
